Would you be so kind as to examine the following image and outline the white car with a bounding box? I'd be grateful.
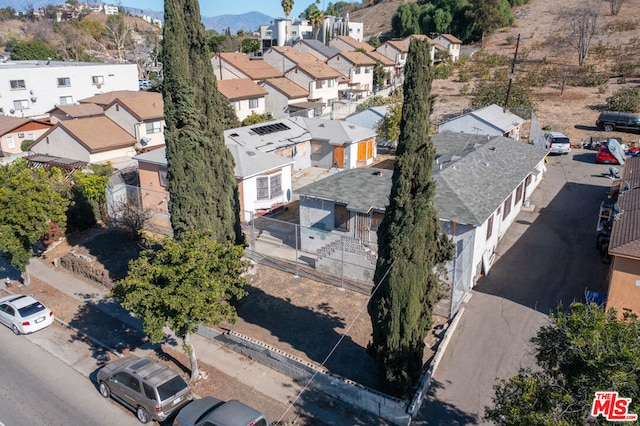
[0,294,54,335]
[544,131,571,155]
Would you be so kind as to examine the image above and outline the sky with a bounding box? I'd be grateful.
[128,0,309,18]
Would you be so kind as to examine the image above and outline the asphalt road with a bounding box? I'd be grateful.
[0,325,139,426]
[415,149,613,424]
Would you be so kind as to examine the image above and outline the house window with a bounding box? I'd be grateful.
[145,121,162,134]
[292,30,297,36]
[256,177,269,200]
[314,106,322,117]
[28,133,35,140]
[158,166,167,187]
[13,100,29,110]
[515,183,524,204]
[57,77,71,87]
[311,141,322,155]
[10,80,26,89]
[365,66,372,73]
[59,96,73,105]
[328,79,335,88]
[370,211,384,231]
[249,98,259,109]
[334,204,350,231]
[486,215,493,240]
[270,174,282,197]
[92,75,104,85]
[503,194,512,220]
[355,67,361,75]
[231,101,240,111]
[18,132,25,138]
[7,136,15,149]
[316,80,323,89]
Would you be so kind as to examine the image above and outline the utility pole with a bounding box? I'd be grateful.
[503,33,520,112]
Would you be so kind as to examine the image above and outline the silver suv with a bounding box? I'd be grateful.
[97,356,192,423]
[544,131,571,155]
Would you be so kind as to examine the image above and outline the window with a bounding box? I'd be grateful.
[311,141,322,155]
[370,211,384,231]
[334,204,350,231]
[113,372,140,392]
[230,101,240,111]
[355,67,361,75]
[270,174,282,197]
[10,80,25,89]
[57,77,70,87]
[328,79,335,88]
[92,75,104,85]
[28,133,35,141]
[486,215,493,240]
[256,174,282,200]
[158,167,167,187]
[316,80,323,89]
[249,98,259,108]
[503,194,512,220]
[7,136,15,149]
[59,96,73,105]
[13,100,29,110]
[145,121,161,134]
[314,106,322,117]
[515,183,524,204]
[365,66,372,73]
[292,30,297,36]
[256,176,269,200]
[18,132,25,138]
[143,383,156,401]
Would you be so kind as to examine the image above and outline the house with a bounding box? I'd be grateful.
[224,117,376,170]
[0,116,53,157]
[329,35,374,53]
[211,53,283,82]
[258,18,314,50]
[438,104,525,140]
[102,92,165,149]
[0,60,138,118]
[48,103,105,123]
[292,39,341,61]
[285,63,341,107]
[28,116,137,167]
[375,40,409,85]
[295,133,548,310]
[261,78,322,119]
[364,51,396,88]
[605,156,640,316]
[133,145,295,223]
[263,46,316,73]
[345,105,389,141]
[321,16,365,43]
[326,51,376,100]
[433,34,463,62]
[217,78,269,122]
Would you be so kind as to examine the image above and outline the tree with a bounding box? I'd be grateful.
[375,102,402,144]
[111,231,250,382]
[241,38,260,54]
[485,303,640,425]
[608,0,627,15]
[241,112,270,126]
[391,3,422,38]
[564,0,602,66]
[367,39,455,396]
[0,159,69,284]
[373,60,388,91]
[471,80,533,118]
[307,6,325,39]
[606,87,640,113]
[368,36,381,48]
[102,13,133,63]
[163,0,243,243]
[467,0,514,44]
[8,40,57,60]
[281,0,295,44]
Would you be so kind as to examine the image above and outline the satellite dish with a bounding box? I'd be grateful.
[9,108,15,114]
[140,136,150,146]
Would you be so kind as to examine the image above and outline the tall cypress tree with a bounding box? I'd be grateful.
[162,0,243,243]
[367,39,454,395]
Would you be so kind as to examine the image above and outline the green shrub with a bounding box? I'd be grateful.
[606,87,640,112]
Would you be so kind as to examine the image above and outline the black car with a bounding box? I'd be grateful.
[173,396,269,426]
[596,111,640,133]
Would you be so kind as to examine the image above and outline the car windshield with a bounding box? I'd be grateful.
[157,376,188,401]
[18,301,46,317]
[553,138,570,144]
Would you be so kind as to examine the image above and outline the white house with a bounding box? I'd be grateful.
[438,104,525,140]
[433,34,462,62]
[0,60,138,118]
[326,51,375,100]
[102,91,166,149]
[217,78,268,122]
[211,53,283,82]
[258,18,314,50]
[261,77,317,119]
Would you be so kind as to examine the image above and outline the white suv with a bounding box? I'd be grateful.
[544,132,571,155]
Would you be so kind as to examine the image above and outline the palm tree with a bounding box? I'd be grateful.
[308,7,325,40]
[281,0,294,45]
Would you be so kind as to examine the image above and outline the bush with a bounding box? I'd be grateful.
[606,87,640,112]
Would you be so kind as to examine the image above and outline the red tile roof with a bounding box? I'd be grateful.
[217,78,268,101]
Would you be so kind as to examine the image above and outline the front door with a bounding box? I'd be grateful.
[333,145,344,168]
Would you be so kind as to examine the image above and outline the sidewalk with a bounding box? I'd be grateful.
[25,257,383,425]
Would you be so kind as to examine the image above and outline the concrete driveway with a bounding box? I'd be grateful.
[415,149,613,424]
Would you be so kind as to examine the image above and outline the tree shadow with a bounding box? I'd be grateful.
[413,379,479,425]
[76,229,145,281]
[233,285,380,390]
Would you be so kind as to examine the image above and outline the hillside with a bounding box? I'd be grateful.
[350,0,417,38]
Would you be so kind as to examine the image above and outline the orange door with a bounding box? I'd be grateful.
[334,145,345,168]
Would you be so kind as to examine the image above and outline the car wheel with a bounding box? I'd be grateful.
[136,406,150,423]
[604,124,614,132]
[99,382,110,398]
[12,324,20,335]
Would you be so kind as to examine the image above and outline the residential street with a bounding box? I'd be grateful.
[416,149,613,424]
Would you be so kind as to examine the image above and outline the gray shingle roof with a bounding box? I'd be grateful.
[608,156,640,259]
[302,117,376,145]
[298,39,341,59]
[296,135,548,225]
[438,104,524,135]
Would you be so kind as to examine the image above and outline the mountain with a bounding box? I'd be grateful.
[0,1,272,33]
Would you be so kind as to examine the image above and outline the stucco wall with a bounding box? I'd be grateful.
[607,256,640,316]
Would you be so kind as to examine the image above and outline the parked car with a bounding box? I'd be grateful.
[544,131,571,155]
[97,355,193,423]
[139,79,152,90]
[596,111,640,133]
[0,294,54,335]
[596,143,620,164]
[173,396,270,426]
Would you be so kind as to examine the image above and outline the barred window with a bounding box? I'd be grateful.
[10,80,26,89]
[57,77,71,86]
[270,174,282,197]
[256,177,269,200]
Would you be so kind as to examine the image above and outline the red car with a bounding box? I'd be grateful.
[596,144,620,164]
